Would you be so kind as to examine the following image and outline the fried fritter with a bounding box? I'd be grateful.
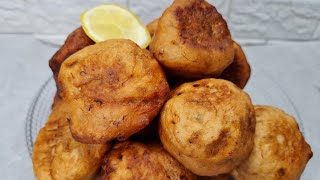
[168,41,250,90]
[166,41,251,90]
[49,27,94,82]
[232,106,313,180]
[159,79,255,176]
[147,18,159,38]
[32,100,109,180]
[219,42,251,89]
[100,141,197,180]
[149,0,234,79]
[58,39,170,144]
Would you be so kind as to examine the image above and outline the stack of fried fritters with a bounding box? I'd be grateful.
[32,0,312,180]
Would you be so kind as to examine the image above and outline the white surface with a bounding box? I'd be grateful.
[0,36,319,179]
[0,35,53,179]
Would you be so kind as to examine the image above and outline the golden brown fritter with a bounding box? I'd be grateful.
[219,42,251,89]
[100,141,197,180]
[149,0,234,79]
[58,39,170,144]
[159,79,255,176]
[147,18,159,38]
[49,27,94,82]
[232,106,313,180]
[168,41,250,90]
[166,41,250,90]
[32,100,109,180]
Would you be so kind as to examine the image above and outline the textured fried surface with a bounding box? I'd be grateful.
[159,79,255,176]
[32,100,109,180]
[219,42,251,89]
[58,39,170,143]
[147,18,159,38]
[149,0,234,79]
[168,40,251,89]
[100,141,197,180]
[49,27,94,82]
[232,106,313,180]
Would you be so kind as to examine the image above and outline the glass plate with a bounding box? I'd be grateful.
[25,72,303,156]
[26,77,56,157]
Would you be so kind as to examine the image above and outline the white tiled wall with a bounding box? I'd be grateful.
[1,0,319,45]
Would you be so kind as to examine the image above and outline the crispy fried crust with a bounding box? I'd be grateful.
[58,39,170,144]
[149,0,234,79]
[219,42,251,89]
[232,106,313,180]
[100,141,197,180]
[159,79,255,176]
[147,18,159,38]
[32,100,109,180]
[49,27,94,82]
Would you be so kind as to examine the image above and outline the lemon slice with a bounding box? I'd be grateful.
[81,4,151,48]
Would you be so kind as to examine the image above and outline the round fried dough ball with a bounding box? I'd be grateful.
[219,41,251,89]
[159,78,255,176]
[32,101,109,180]
[100,141,197,180]
[231,106,313,180]
[168,40,251,89]
[149,0,234,79]
[58,39,169,144]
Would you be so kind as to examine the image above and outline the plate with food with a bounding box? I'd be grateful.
[26,0,312,179]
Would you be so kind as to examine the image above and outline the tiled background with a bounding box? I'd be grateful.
[1,0,320,44]
[0,0,319,179]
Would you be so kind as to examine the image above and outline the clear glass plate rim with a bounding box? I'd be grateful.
[25,77,54,157]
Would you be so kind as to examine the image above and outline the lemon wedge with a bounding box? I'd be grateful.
[80,4,151,48]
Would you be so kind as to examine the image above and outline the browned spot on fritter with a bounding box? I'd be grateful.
[277,168,286,176]
[94,99,103,106]
[175,0,231,48]
[105,68,120,84]
[205,130,229,156]
[188,131,201,144]
[102,158,116,176]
